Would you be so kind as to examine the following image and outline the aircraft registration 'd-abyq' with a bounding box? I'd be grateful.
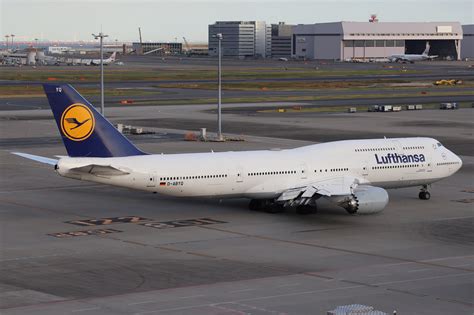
[13,84,462,215]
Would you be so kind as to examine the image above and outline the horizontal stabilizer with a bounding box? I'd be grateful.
[12,152,58,166]
[70,164,130,176]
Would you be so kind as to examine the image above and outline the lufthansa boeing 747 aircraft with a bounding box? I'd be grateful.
[13,84,462,215]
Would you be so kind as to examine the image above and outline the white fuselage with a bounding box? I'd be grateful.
[56,137,462,199]
[389,54,436,62]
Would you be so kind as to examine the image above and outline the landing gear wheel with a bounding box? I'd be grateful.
[424,192,431,200]
[266,204,285,214]
[419,191,431,200]
[249,199,283,213]
[419,185,431,200]
[296,205,317,215]
[248,199,260,211]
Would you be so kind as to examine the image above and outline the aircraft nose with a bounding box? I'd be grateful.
[456,155,463,170]
[449,151,463,173]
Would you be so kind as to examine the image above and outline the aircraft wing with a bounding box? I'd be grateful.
[12,152,58,165]
[69,164,130,176]
[277,176,361,202]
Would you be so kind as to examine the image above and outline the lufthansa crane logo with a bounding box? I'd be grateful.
[60,103,95,141]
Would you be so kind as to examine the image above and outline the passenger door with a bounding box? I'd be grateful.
[236,165,244,183]
[300,163,308,179]
[146,174,156,187]
[424,153,433,173]
[362,162,369,177]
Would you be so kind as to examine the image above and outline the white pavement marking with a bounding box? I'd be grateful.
[134,285,363,314]
[453,264,472,267]
[368,273,391,277]
[72,307,101,313]
[324,279,336,282]
[408,268,432,273]
[422,255,474,262]
[431,216,474,221]
[374,272,473,286]
[128,300,156,306]
[0,184,101,194]
[276,283,300,288]
[0,254,63,262]
[233,301,285,314]
[382,262,414,267]
[177,294,205,299]
[229,288,257,293]
[210,303,249,315]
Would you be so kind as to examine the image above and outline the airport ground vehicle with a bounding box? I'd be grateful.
[368,105,403,112]
[440,102,458,109]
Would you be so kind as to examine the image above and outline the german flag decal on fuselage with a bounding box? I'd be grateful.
[60,103,95,141]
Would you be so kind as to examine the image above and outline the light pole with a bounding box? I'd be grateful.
[5,35,9,50]
[214,33,223,141]
[92,32,108,116]
[10,34,15,50]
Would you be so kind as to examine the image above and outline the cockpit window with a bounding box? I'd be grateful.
[437,142,443,147]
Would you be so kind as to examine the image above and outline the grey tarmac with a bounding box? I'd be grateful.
[0,101,473,314]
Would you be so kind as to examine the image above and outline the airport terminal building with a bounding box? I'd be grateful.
[292,22,463,60]
[271,22,294,58]
[208,21,271,58]
[461,25,474,59]
[132,42,182,55]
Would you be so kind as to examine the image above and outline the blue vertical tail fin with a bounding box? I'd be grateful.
[43,83,147,157]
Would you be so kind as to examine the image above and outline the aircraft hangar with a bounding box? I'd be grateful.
[292,21,463,60]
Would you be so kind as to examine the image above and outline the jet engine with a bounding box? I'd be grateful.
[328,186,389,214]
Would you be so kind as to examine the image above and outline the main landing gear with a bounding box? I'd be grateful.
[419,185,431,200]
[295,204,317,215]
[248,199,317,215]
[248,199,284,213]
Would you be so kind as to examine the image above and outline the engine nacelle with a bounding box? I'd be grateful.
[328,186,389,214]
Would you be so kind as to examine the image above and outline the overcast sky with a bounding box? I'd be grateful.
[1,0,472,43]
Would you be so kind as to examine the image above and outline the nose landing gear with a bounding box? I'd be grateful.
[419,185,431,200]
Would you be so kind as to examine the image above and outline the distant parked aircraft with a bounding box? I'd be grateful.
[1,50,118,66]
[89,52,117,65]
[58,52,117,66]
[389,43,437,63]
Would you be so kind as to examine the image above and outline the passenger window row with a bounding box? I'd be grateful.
[160,174,228,181]
[314,168,349,172]
[372,164,419,169]
[355,147,395,152]
[436,162,460,166]
[248,170,297,176]
[403,146,424,150]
